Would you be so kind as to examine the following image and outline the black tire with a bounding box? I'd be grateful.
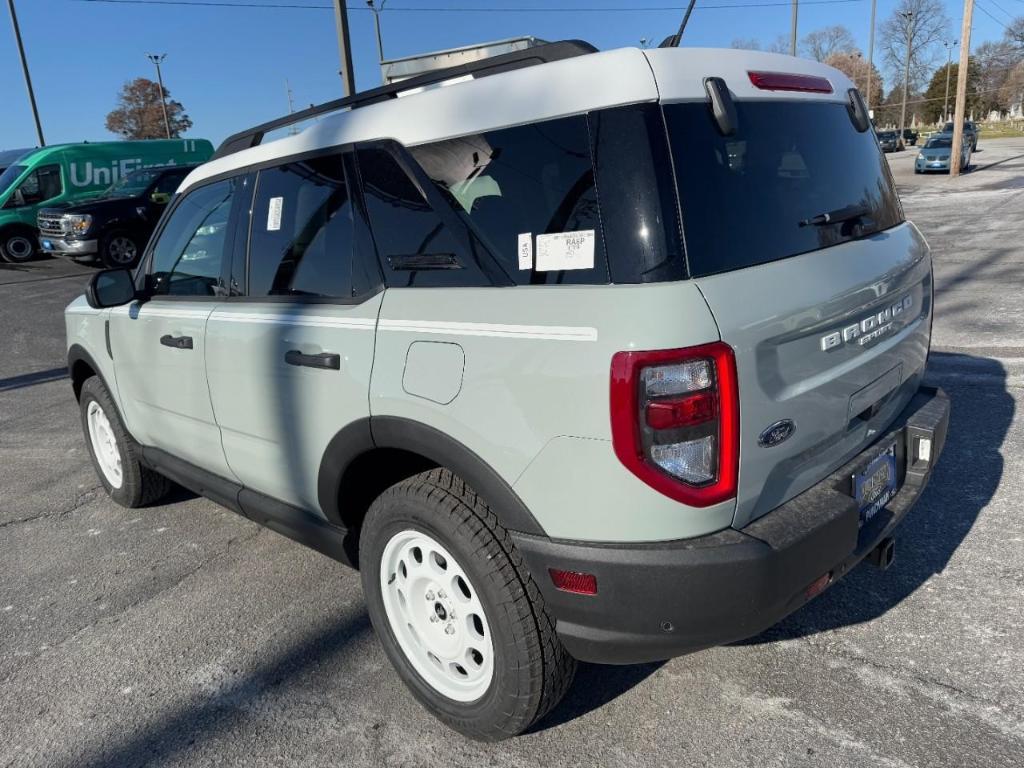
[360,468,576,741]
[100,231,142,269]
[0,226,37,263]
[79,376,172,507]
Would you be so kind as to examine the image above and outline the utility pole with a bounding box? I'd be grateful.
[146,53,172,139]
[898,11,913,149]
[6,0,45,146]
[942,40,958,123]
[950,0,974,178]
[332,0,356,96]
[790,0,799,55]
[866,0,877,113]
[367,0,386,73]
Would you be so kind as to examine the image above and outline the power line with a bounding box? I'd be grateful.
[70,0,868,12]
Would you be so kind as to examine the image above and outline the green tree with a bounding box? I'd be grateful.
[921,60,981,123]
[105,77,192,139]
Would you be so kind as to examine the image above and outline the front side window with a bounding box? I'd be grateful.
[11,164,62,206]
[248,155,354,298]
[152,169,189,197]
[408,115,607,285]
[665,101,904,277]
[150,178,240,297]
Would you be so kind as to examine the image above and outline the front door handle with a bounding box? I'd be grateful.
[285,350,340,370]
[160,334,193,350]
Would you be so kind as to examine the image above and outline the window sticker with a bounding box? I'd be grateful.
[535,230,595,272]
[266,196,283,231]
[517,232,533,270]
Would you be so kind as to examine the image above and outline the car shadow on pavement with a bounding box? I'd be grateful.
[740,352,1012,645]
[57,607,374,768]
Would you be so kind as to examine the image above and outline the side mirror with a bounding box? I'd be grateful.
[150,191,170,205]
[86,268,136,309]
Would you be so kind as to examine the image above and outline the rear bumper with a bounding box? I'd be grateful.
[39,236,97,257]
[513,386,950,664]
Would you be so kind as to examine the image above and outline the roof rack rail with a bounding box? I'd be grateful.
[211,39,598,161]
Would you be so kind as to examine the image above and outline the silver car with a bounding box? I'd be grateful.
[915,133,971,173]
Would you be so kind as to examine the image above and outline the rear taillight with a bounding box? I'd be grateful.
[747,70,833,94]
[610,342,739,507]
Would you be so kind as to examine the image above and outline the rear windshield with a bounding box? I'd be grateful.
[665,101,903,278]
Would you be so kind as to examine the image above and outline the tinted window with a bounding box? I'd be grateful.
[0,164,27,196]
[151,178,239,296]
[408,115,607,285]
[357,146,495,288]
[248,155,354,298]
[665,101,904,278]
[14,164,62,205]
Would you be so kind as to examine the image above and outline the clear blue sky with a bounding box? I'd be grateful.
[1,0,1016,150]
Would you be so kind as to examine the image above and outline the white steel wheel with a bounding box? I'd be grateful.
[379,529,495,702]
[86,400,123,489]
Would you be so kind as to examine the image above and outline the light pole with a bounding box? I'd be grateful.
[332,0,356,96]
[790,0,799,55]
[6,0,45,146]
[146,53,172,139]
[367,0,386,71]
[942,40,958,123]
[898,11,913,148]
[866,0,877,113]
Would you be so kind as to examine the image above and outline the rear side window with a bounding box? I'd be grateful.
[665,101,903,278]
[356,146,496,288]
[407,115,607,285]
[248,155,354,298]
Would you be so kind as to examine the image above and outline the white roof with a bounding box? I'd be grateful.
[181,46,853,194]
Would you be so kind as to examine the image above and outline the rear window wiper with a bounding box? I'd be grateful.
[799,204,870,228]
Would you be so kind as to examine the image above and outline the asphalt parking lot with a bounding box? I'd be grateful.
[1,138,1023,768]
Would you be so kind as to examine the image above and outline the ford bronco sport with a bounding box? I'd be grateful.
[66,42,950,741]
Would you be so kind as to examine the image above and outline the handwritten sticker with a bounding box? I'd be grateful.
[535,230,595,272]
[517,233,533,270]
[267,196,283,231]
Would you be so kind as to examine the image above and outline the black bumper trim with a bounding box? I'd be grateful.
[512,386,950,665]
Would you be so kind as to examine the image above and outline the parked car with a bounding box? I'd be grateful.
[0,139,212,263]
[37,165,196,268]
[942,120,979,151]
[877,130,903,152]
[915,133,971,173]
[66,43,948,740]
[902,128,919,146]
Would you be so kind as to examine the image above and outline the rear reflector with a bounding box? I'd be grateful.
[549,568,598,596]
[805,572,833,600]
[748,70,833,94]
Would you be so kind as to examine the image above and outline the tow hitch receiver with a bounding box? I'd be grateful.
[868,537,896,570]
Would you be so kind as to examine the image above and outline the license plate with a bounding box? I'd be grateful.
[853,442,898,525]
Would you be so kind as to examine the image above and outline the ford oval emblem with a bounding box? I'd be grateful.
[759,419,796,448]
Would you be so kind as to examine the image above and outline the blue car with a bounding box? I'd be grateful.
[915,133,971,173]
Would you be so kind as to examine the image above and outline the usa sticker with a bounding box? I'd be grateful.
[517,233,533,270]
[536,230,595,272]
[267,196,283,231]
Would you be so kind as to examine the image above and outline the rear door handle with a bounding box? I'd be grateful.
[160,334,193,349]
[285,350,340,370]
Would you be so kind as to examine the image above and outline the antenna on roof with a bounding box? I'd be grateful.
[659,0,697,48]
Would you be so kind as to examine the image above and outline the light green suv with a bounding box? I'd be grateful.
[66,42,950,740]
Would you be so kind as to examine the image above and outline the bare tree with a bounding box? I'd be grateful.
[767,34,791,54]
[731,38,762,51]
[801,25,857,62]
[878,0,951,92]
[825,52,884,106]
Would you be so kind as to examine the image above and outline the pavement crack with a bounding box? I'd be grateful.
[0,485,101,530]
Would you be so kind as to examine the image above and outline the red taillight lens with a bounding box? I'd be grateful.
[610,342,739,507]
[549,568,598,596]
[747,70,833,94]
[645,391,717,430]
